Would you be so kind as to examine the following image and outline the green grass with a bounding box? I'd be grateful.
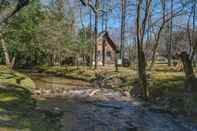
[0,65,61,131]
[147,65,197,117]
[0,65,35,90]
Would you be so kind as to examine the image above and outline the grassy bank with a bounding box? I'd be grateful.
[150,68,197,121]
[0,65,61,131]
[0,65,35,90]
[37,65,137,91]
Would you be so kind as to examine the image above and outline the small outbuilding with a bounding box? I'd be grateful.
[95,31,118,65]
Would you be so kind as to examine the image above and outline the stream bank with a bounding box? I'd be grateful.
[28,72,197,131]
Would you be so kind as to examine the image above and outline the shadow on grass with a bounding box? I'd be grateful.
[149,76,197,116]
[151,75,185,93]
[0,84,61,131]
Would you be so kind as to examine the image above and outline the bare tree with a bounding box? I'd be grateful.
[120,0,126,63]
[182,0,197,90]
[101,0,110,67]
[167,0,174,66]
[136,0,152,100]
[94,0,99,69]
[80,0,102,69]
[190,0,197,62]
[89,7,94,68]
[149,0,185,70]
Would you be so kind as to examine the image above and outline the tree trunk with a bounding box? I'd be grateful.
[76,55,79,69]
[102,39,105,66]
[101,0,105,31]
[180,52,196,91]
[168,0,174,66]
[149,26,163,71]
[89,9,93,68]
[1,38,10,66]
[10,57,15,69]
[104,3,108,32]
[179,51,196,115]
[94,0,99,69]
[149,49,157,71]
[136,0,152,100]
[191,0,196,67]
[1,37,15,69]
[120,0,126,63]
[138,47,148,99]
[115,51,118,72]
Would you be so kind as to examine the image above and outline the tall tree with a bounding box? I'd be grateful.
[136,0,152,100]
[120,0,126,63]
[80,0,102,69]
[167,0,174,66]
[94,0,99,69]
[89,8,94,67]
[191,0,197,62]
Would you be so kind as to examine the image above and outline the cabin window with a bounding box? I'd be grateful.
[97,50,102,60]
[106,51,112,60]
[98,50,101,55]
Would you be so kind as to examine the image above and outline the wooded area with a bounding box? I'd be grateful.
[0,0,197,130]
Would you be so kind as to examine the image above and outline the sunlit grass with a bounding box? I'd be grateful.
[0,127,17,131]
[0,93,18,102]
[0,127,32,131]
[0,65,35,90]
[0,114,18,121]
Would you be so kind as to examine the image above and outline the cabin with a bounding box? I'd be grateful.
[94,31,118,65]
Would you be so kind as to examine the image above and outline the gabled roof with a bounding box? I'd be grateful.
[98,31,118,52]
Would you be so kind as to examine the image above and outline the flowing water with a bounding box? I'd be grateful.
[29,73,197,131]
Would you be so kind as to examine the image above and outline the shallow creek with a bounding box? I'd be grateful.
[29,73,197,131]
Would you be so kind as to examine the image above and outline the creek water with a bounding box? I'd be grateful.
[29,73,197,131]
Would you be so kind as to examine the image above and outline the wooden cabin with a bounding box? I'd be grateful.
[95,31,118,65]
